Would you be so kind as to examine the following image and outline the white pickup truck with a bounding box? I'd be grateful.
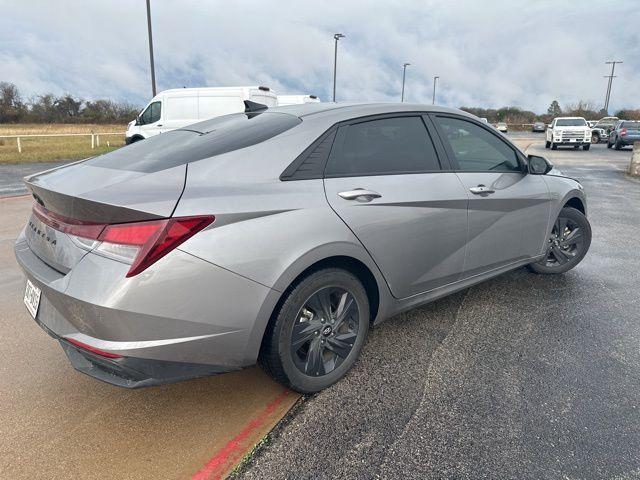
[546,117,592,151]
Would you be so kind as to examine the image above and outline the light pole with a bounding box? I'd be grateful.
[432,76,439,105]
[333,33,345,102]
[401,63,410,102]
[146,0,157,97]
[603,60,622,113]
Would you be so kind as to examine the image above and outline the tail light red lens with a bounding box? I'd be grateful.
[31,204,214,277]
[620,128,627,136]
[99,216,215,277]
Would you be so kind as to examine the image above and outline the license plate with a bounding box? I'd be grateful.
[23,279,41,319]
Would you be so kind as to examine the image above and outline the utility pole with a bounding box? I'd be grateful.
[603,60,622,114]
[332,33,345,102]
[432,76,439,105]
[146,0,157,97]
[401,63,410,102]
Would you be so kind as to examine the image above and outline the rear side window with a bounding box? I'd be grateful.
[435,116,521,172]
[621,121,640,128]
[87,112,301,173]
[325,116,441,176]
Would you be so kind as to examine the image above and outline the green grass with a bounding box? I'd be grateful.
[0,124,126,163]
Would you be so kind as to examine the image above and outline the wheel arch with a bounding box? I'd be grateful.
[242,245,391,366]
[564,196,585,214]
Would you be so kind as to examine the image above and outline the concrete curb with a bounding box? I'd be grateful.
[629,142,640,177]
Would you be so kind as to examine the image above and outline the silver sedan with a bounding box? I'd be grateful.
[15,103,591,393]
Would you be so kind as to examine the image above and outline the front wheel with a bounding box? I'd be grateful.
[582,144,590,151]
[529,207,591,274]
[545,140,551,149]
[260,268,370,393]
[551,142,558,150]
[591,132,600,143]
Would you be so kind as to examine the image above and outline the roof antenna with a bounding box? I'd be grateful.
[244,100,268,113]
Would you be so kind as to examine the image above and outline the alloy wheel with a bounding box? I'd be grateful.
[543,216,585,267]
[290,287,360,377]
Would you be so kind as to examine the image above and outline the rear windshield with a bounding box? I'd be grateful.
[621,121,640,128]
[556,119,587,127]
[87,112,301,172]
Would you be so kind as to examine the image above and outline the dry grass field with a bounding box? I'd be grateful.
[0,124,127,163]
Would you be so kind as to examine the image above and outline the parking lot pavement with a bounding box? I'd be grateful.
[0,196,298,480]
[0,162,66,197]
[238,142,640,479]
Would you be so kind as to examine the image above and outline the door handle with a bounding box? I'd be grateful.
[157,124,163,127]
[338,189,382,202]
[469,184,495,195]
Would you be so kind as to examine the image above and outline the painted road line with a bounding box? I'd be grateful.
[193,389,293,480]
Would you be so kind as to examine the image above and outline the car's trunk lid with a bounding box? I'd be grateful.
[24,162,186,273]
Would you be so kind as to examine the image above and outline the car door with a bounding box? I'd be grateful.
[323,114,469,299]
[138,100,164,137]
[431,114,551,277]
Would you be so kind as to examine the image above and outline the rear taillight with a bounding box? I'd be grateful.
[620,128,627,136]
[98,216,215,277]
[32,204,214,277]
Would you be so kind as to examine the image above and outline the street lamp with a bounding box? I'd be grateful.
[401,63,411,102]
[146,0,157,97]
[432,76,439,105]
[333,33,345,102]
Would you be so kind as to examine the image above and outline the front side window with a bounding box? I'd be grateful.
[325,116,440,176]
[139,101,161,125]
[435,116,521,172]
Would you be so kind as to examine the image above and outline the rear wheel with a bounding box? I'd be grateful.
[529,207,591,274]
[615,139,623,150]
[607,139,613,148]
[582,144,590,151]
[260,268,369,393]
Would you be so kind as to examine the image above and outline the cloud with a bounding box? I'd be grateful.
[1,0,638,113]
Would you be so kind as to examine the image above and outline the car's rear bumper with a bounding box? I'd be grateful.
[618,136,640,145]
[14,230,276,387]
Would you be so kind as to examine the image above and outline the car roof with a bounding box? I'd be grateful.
[268,102,477,123]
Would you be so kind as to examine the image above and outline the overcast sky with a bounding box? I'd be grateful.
[1,0,638,113]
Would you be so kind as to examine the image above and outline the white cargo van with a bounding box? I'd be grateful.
[125,86,278,143]
[277,94,320,106]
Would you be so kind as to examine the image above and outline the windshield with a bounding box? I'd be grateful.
[556,119,587,127]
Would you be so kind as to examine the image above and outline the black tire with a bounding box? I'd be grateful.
[551,142,558,150]
[615,140,623,150]
[582,144,590,151]
[528,207,591,275]
[591,132,599,144]
[607,140,612,149]
[545,140,551,149]
[260,268,370,394]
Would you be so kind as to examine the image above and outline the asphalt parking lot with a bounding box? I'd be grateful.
[1,137,638,479]
[236,139,640,479]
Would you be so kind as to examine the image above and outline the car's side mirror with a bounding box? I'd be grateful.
[528,154,553,175]
[135,115,141,126]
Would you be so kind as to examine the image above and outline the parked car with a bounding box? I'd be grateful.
[607,120,640,150]
[532,122,546,132]
[496,122,508,132]
[277,94,320,106]
[16,103,591,393]
[125,86,278,143]
[545,117,592,150]
[588,117,618,144]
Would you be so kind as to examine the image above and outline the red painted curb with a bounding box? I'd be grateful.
[192,389,291,480]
